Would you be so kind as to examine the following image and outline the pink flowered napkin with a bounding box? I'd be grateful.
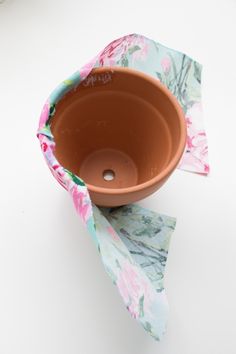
[37,34,209,341]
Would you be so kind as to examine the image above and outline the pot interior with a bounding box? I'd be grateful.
[51,68,182,189]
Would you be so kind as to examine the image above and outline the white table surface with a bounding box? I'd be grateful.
[1,0,236,353]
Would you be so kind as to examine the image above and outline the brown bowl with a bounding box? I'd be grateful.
[51,67,186,207]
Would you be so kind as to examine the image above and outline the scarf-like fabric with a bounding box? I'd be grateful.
[37,34,209,340]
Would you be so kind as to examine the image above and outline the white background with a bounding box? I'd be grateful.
[0,0,236,353]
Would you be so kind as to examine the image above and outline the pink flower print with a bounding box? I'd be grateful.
[161,56,171,74]
[71,186,92,223]
[107,226,120,242]
[186,135,195,149]
[39,100,50,129]
[48,163,67,190]
[98,34,149,67]
[39,135,54,161]
[180,129,209,174]
[99,34,135,66]
[99,37,126,66]
[116,260,154,319]
[204,164,210,174]
[41,142,48,152]
[42,138,54,162]
[179,102,209,174]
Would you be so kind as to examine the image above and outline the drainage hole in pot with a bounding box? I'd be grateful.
[103,169,115,181]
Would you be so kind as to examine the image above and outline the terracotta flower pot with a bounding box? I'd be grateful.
[51,67,186,207]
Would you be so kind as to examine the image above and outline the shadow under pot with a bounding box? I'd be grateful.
[51,67,186,207]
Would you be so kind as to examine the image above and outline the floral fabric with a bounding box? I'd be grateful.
[37,34,209,340]
[96,34,209,174]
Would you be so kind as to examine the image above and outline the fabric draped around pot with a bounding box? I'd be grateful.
[37,34,209,340]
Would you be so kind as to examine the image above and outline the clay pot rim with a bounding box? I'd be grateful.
[82,66,186,195]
